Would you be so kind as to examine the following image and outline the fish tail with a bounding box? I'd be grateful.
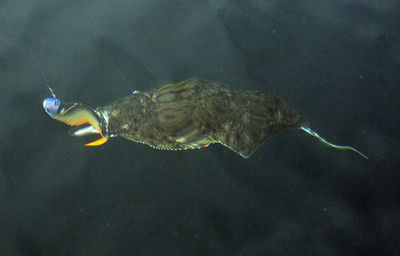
[300,126,368,159]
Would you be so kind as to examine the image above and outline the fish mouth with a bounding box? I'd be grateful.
[57,105,109,146]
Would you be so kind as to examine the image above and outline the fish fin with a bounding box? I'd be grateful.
[85,136,108,146]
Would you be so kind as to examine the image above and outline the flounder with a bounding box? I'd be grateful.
[42,77,367,159]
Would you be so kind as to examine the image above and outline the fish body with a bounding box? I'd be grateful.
[97,78,304,158]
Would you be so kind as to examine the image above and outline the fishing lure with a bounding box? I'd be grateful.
[43,77,367,159]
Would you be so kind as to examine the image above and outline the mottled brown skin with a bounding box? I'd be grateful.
[97,77,305,158]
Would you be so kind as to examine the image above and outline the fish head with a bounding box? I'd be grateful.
[43,97,61,118]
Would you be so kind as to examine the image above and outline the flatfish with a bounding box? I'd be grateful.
[43,77,367,159]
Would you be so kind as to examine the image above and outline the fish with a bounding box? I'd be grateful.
[42,77,367,159]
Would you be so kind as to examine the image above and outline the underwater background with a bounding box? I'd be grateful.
[0,0,399,255]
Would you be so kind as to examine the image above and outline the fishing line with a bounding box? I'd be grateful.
[4,13,56,98]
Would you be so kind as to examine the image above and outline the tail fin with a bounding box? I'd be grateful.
[300,126,368,159]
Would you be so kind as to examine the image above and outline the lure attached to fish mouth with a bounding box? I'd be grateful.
[42,77,367,159]
[43,98,108,146]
